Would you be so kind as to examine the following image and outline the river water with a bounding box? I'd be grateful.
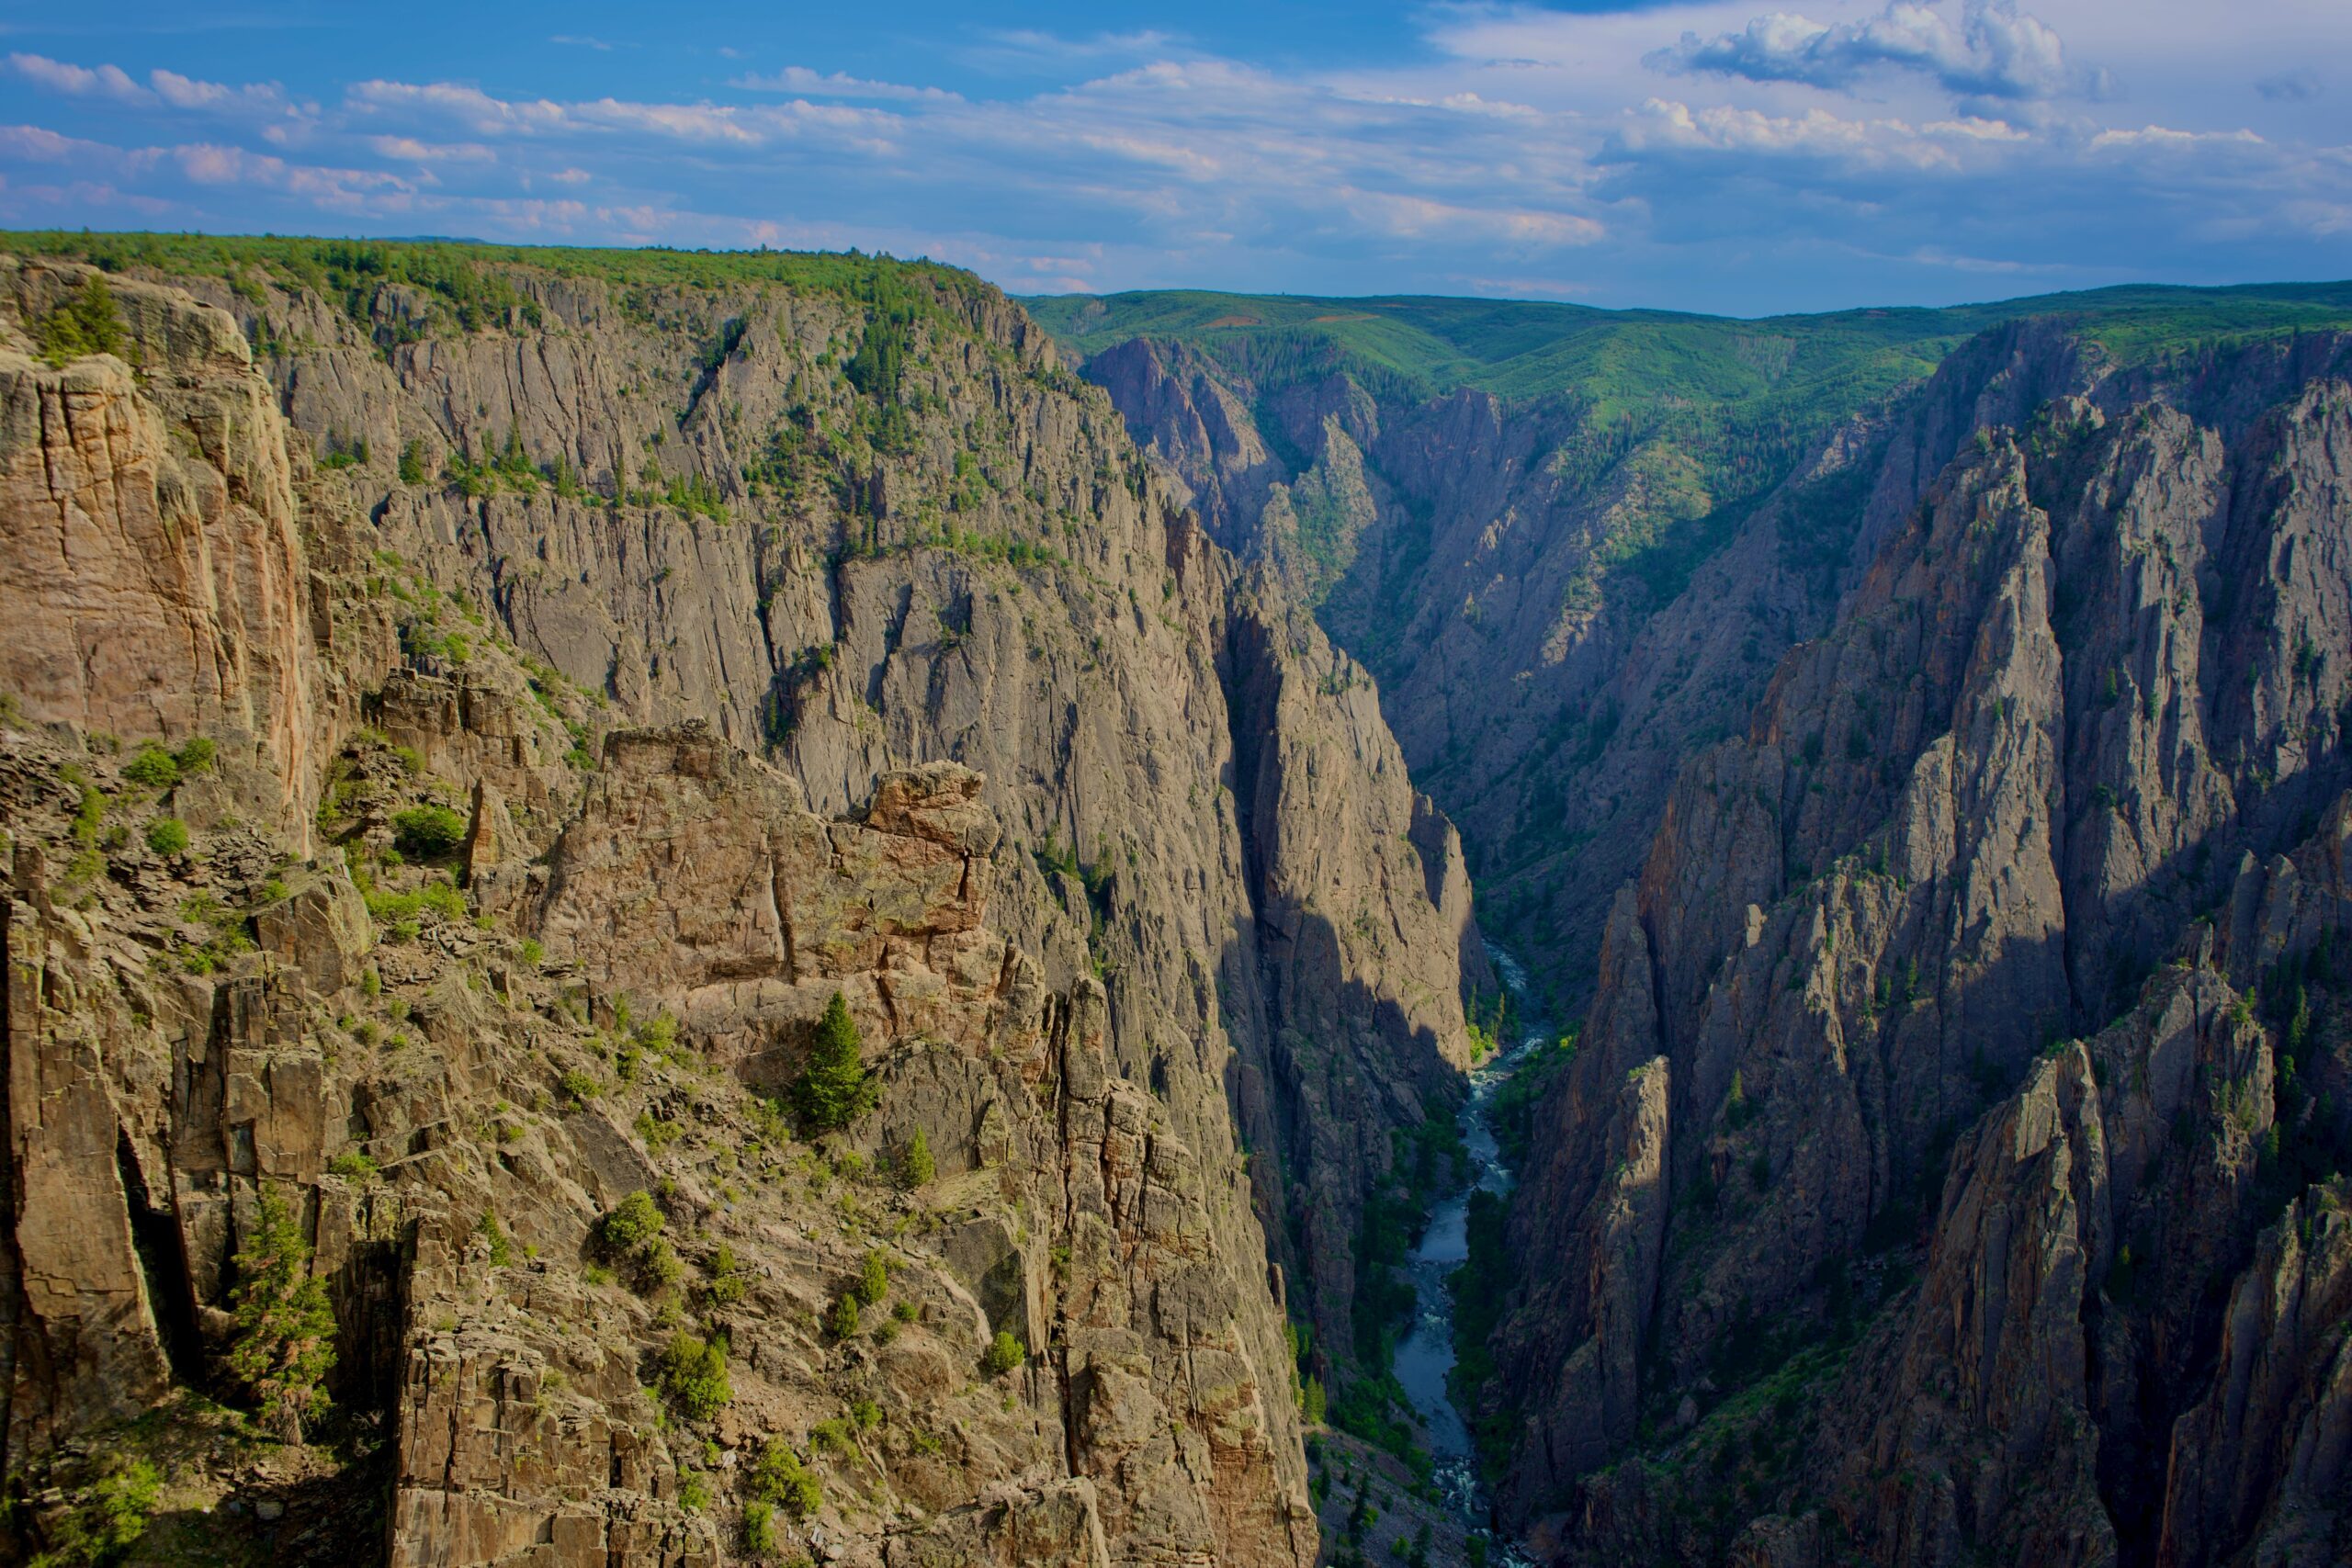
[1388,943,1547,1560]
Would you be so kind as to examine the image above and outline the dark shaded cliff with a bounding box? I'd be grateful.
[1484,333,2352,1566]
[1068,292,2352,1567]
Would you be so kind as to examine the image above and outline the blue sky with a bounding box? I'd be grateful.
[0,1,2346,315]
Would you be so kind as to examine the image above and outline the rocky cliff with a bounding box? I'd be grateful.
[0,241,1487,1566]
[12,233,2349,1568]
[1082,327,1854,1013]
[1477,331,2352,1565]
[1073,312,2334,1028]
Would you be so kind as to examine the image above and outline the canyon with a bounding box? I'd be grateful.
[1,234,2347,1568]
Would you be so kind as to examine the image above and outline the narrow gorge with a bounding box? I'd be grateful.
[2,233,2348,1568]
[1057,288,2352,1568]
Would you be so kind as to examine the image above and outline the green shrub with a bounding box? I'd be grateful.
[145,818,189,855]
[741,1499,776,1554]
[791,991,875,1132]
[363,880,466,932]
[560,1068,601,1104]
[174,736,216,773]
[809,1416,854,1458]
[326,1150,378,1181]
[27,1457,162,1568]
[36,274,123,367]
[635,1110,682,1153]
[700,1244,749,1308]
[746,1438,822,1517]
[390,803,468,858]
[981,1329,1025,1377]
[479,1210,515,1267]
[600,1190,664,1252]
[828,1292,861,1339]
[857,1249,890,1306]
[898,1127,934,1189]
[657,1331,731,1421]
[121,745,179,789]
[228,1190,338,1440]
[519,937,545,965]
[637,1237,684,1292]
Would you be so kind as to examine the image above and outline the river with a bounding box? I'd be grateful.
[1388,942,1546,1561]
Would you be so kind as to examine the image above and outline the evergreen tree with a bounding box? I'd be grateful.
[227,1190,337,1442]
[36,275,123,367]
[898,1126,934,1190]
[792,991,875,1132]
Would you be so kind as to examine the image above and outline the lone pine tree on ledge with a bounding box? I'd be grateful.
[793,991,876,1133]
[228,1190,338,1444]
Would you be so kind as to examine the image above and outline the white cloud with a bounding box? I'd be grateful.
[0,123,118,163]
[171,142,413,203]
[1,6,2346,312]
[6,53,148,103]
[2087,124,2266,151]
[1611,96,2008,173]
[367,135,495,162]
[8,51,305,120]
[346,80,571,136]
[1653,2,2075,102]
[732,66,960,103]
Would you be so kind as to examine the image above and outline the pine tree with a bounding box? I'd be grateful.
[227,1190,337,1442]
[898,1127,934,1190]
[792,991,875,1132]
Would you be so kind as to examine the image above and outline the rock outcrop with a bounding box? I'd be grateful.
[1477,330,2352,1564]
[0,261,372,841]
[0,241,1487,1566]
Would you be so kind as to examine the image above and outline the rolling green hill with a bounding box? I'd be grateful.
[1023,280,2352,415]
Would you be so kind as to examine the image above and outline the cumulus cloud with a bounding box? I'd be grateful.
[0,123,126,164]
[0,8,2346,313]
[6,51,309,126]
[1651,1,2075,102]
[9,53,151,103]
[367,136,496,163]
[1608,96,2031,175]
[345,78,902,151]
[2087,124,2266,152]
[345,80,571,137]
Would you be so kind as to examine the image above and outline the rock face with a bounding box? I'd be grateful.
[1477,333,2352,1564]
[1080,329,1847,1010]
[11,233,2348,1568]
[1072,318,2339,1025]
[0,260,365,840]
[0,244,1487,1565]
